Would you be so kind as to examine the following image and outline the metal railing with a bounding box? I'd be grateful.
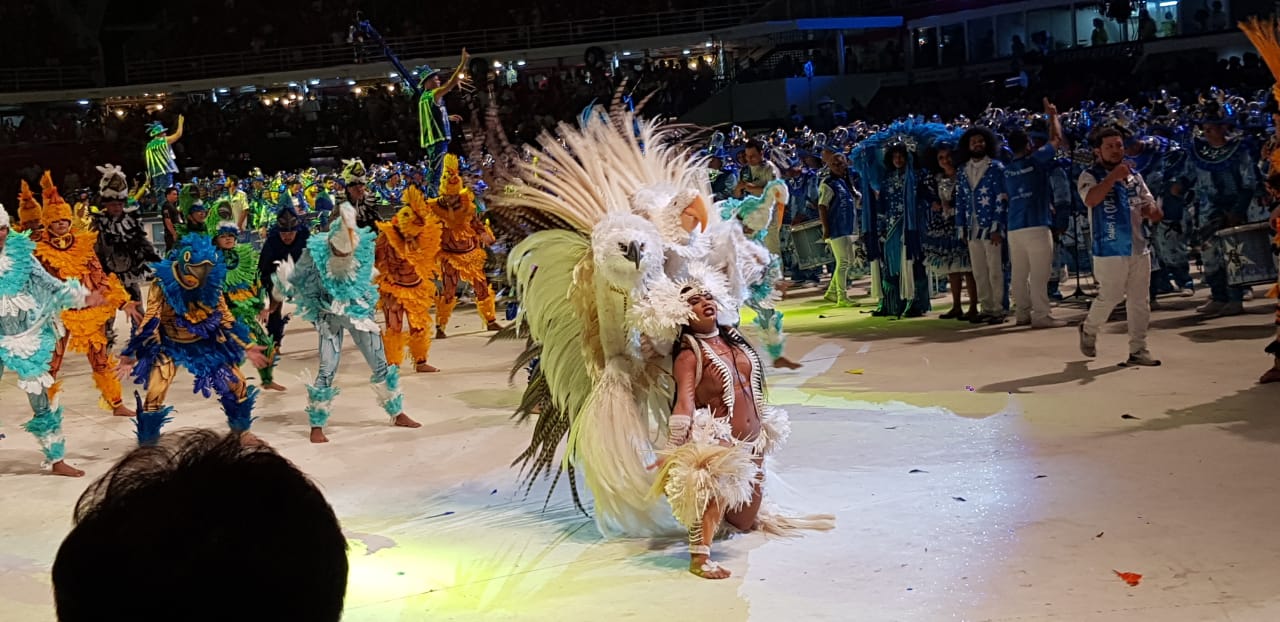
[0,65,96,93]
[123,3,766,85]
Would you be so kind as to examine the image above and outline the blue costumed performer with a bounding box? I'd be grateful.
[118,233,271,446]
[272,202,420,444]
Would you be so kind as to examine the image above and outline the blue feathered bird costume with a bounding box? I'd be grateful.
[122,233,259,445]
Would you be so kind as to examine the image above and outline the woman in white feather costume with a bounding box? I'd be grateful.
[650,275,833,579]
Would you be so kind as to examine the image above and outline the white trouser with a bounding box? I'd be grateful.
[1008,226,1055,323]
[825,234,856,302]
[967,238,1005,315]
[1084,253,1152,355]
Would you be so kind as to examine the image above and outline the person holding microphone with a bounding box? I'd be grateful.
[1076,126,1164,366]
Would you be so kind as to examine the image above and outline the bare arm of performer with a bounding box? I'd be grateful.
[1045,98,1064,151]
[437,49,471,102]
[166,115,185,145]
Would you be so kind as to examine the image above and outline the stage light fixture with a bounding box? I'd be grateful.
[682,49,691,55]
[346,79,357,86]
[622,51,631,56]
[77,99,89,105]
[308,79,320,85]
[517,60,526,66]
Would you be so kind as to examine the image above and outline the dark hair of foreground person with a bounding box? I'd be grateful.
[52,429,349,622]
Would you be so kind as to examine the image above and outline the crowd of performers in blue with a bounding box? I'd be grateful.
[703,88,1280,381]
[3,81,1280,476]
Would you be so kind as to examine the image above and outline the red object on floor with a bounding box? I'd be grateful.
[1113,570,1142,586]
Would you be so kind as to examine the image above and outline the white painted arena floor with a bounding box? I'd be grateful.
[2,286,1279,622]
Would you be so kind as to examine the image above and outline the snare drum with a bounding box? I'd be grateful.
[1215,222,1280,287]
[789,220,835,269]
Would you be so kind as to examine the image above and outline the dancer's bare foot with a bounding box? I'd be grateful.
[310,427,329,443]
[112,403,135,417]
[773,357,802,370]
[486,320,502,331]
[393,413,421,428]
[261,382,288,391]
[435,328,447,340]
[415,361,440,373]
[689,554,732,580]
[50,460,85,477]
[239,431,267,447]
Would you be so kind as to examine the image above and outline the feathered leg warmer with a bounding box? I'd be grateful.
[371,364,404,418]
[752,307,787,361]
[435,298,458,332]
[22,382,66,463]
[476,285,498,324]
[218,384,259,433]
[305,383,341,428]
[91,364,124,409]
[408,328,431,364]
[382,329,407,367]
[248,321,277,384]
[133,392,174,446]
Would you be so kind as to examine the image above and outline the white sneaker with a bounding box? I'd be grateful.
[1032,318,1069,329]
[1197,300,1227,315]
[1243,290,1255,301]
[1219,301,1245,316]
[1179,288,1195,298]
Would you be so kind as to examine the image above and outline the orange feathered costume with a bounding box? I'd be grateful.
[32,171,132,411]
[375,184,443,368]
[430,154,499,334]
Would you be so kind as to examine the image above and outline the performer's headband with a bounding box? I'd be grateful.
[679,282,712,304]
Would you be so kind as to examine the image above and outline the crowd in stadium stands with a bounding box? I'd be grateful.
[1,34,1271,205]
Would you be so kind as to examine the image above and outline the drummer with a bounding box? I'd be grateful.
[781,151,822,286]
[1187,102,1255,318]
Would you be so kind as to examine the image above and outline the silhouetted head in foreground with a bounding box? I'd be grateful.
[53,430,349,622]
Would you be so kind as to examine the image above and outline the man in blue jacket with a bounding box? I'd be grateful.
[956,127,1009,324]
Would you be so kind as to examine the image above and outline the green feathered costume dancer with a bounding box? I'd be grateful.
[213,220,281,388]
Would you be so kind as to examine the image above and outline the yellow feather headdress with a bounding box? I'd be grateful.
[39,170,72,227]
[16,179,42,226]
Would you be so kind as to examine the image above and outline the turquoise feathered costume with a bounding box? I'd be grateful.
[0,230,89,462]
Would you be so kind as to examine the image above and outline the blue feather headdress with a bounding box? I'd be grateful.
[849,119,952,239]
